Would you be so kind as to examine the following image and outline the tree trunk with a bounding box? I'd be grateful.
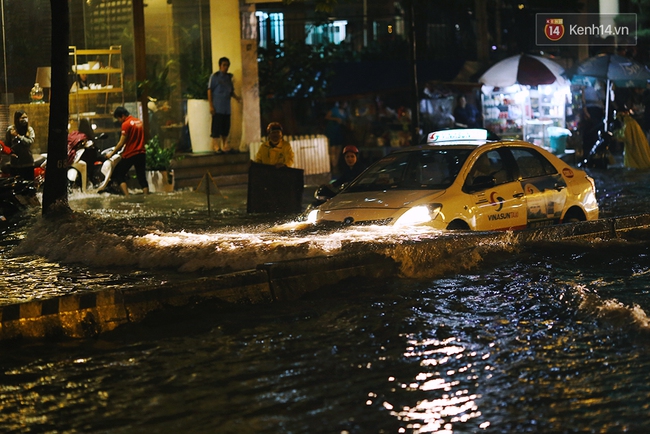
[42,0,71,216]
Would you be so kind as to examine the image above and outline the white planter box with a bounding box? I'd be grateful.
[187,99,212,153]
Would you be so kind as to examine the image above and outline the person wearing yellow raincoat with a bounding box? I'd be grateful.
[616,110,650,169]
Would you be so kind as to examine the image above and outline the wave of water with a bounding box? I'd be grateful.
[575,284,650,334]
[8,203,650,343]
[12,212,481,274]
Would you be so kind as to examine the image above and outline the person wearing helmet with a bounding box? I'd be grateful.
[332,145,365,188]
[254,122,295,168]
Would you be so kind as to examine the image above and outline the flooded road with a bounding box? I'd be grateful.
[1,166,650,433]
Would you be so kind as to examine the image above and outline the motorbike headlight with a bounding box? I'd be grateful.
[306,209,319,224]
[394,204,442,227]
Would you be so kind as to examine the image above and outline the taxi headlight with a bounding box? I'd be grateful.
[306,209,319,224]
[394,204,442,227]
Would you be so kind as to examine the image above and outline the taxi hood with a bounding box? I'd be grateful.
[321,189,445,212]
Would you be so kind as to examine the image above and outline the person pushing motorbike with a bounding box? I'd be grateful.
[106,107,149,196]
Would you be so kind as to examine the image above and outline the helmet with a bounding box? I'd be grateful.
[342,145,359,155]
[266,122,283,134]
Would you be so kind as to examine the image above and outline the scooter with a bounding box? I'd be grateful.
[67,132,112,193]
[0,140,46,189]
[305,182,344,215]
[578,116,622,170]
[312,183,341,207]
[95,146,127,194]
[579,129,615,169]
[0,175,40,223]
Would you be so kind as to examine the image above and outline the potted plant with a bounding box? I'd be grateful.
[145,135,176,192]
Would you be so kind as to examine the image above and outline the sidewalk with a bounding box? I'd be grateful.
[67,181,320,226]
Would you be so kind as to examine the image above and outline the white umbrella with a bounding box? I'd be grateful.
[479,54,567,87]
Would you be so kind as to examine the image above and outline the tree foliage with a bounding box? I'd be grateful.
[257,42,336,111]
[284,0,340,13]
[178,23,212,99]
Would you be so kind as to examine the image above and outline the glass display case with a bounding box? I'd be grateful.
[529,85,567,129]
[524,119,553,149]
[481,86,530,139]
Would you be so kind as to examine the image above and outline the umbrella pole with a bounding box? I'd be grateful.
[604,79,611,132]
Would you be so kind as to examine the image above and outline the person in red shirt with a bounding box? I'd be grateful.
[107,106,149,196]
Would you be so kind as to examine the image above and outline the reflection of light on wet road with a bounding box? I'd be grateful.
[382,337,488,433]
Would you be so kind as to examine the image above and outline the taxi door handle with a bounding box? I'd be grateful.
[554,184,566,191]
[513,192,524,198]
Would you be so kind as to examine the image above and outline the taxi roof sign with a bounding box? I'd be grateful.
[427,129,489,144]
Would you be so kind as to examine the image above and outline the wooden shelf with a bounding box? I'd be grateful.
[69,45,124,130]
[74,88,123,95]
[72,68,122,75]
[74,48,121,56]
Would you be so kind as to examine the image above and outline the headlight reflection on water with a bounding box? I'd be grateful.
[137,224,448,252]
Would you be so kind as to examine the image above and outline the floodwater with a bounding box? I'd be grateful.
[1,166,650,433]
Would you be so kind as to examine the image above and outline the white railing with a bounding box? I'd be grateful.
[248,134,330,175]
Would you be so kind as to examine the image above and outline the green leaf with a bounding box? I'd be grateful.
[145,135,176,171]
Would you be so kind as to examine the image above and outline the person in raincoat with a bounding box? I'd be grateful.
[616,108,650,169]
[254,122,294,168]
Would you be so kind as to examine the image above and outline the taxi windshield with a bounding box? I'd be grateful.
[345,148,473,192]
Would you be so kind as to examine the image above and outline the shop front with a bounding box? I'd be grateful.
[480,83,570,151]
[478,54,572,154]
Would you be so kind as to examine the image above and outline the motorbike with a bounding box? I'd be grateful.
[304,183,344,215]
[94,147,122,193]
[66,132,121,193]
[0,139,45,190]
[578,117,621,170]
[0,175,40,223]
[579,129,615,169]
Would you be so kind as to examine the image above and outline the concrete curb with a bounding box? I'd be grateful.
[0,253,397,341]
[1,214,649,342]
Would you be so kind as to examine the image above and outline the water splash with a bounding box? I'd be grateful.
[575,284,650,334]
[11,213,440,272]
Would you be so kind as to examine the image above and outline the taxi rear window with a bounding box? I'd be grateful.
[345,149,472,192]
[511,147,558,179]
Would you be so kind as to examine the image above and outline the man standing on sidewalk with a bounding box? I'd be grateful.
[107,106,149,196]
[208,57,241,154]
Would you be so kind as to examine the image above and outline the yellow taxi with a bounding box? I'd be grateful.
[307,129,599,230]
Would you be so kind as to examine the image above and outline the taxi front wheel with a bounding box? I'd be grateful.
[446,220,470,230]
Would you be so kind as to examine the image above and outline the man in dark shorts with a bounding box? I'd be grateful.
[106,106,149,196]
[208,57,241,154]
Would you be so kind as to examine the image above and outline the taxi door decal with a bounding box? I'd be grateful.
[521,174,567,227]
[472,183,526,230]
[490,191,505,212]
